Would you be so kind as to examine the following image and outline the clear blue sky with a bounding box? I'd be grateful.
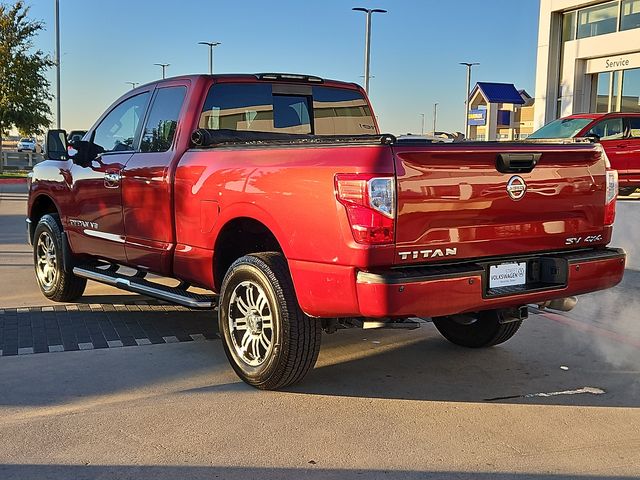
[27,0,541,135]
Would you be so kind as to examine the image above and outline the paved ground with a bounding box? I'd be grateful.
[1,183,639,479]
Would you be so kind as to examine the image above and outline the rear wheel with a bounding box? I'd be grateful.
[218,252,321,390]
[33,214,86,302]
[432,309,522,348]
[619,187,637,196]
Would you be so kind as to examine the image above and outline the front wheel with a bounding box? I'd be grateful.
[432,309,522,348]
[33,214,86,302]
[218,252,321,390]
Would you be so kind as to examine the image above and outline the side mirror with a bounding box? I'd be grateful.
[44,129,68,160]
[584,133,601,143]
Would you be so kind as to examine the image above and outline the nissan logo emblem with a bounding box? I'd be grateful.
[506,175,527,201]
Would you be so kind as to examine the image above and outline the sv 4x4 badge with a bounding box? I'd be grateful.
[565,235,603,245]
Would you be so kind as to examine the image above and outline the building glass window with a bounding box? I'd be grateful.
[576,2,619,39]
[562,11,577,41]
[621,68,640,112]
[621,0,640,30]
[594,72,612,113]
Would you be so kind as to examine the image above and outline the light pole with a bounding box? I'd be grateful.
[154,63,170,79]
[420,113,425,135]
[198,41,221,74]
[352,7,387,93]
[460,62,479,139]
[54,0,61,129]
[433,103,438,135]
[126,82,139,90]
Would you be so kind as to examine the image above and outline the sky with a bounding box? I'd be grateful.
[25,0,541,135]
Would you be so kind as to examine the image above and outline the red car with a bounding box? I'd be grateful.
[529,113,640,195]
[28,74,625,389]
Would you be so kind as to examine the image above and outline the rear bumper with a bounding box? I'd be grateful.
[355,248,626,318]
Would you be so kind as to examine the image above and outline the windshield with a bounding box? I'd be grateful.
[528,118,593,139]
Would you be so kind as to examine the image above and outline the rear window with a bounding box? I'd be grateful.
[19,138,30,142]
[199,83,375,135]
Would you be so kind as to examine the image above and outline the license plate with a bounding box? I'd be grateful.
[489,262,527,289]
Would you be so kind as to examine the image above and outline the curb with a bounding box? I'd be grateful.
[0,178,27,184]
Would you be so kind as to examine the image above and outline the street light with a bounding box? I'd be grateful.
[198,41,221,74]
[352,7,387,94]
[154,63,170,79]
[460,62,480,139]
[54,0,61,128]
[126,82,139,90]
[433,103,439,135]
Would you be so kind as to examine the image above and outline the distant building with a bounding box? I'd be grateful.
[535,0,640,129]
[467,82,535,141]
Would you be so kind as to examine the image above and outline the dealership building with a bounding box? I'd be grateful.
[535,0,640,128]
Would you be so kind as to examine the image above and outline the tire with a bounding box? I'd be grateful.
[619,187,637,196]
[218,252,321,390]
[33,214,86,302]
[432,309,522,348]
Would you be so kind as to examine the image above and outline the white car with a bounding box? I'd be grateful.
[17,138,41,153]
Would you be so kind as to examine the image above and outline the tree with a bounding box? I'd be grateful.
[0,1,54,171]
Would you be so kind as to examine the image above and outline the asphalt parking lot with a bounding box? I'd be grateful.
[1,182,639,480]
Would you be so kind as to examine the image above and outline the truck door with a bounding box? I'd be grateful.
[67,92,151,263]
[121,84,188,273]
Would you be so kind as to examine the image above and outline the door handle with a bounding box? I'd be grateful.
[616,144,628,148]
[104,172,121,188]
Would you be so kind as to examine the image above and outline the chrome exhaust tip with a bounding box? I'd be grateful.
[538,297,578,312]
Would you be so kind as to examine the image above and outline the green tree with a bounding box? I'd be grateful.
[0,1,54,171]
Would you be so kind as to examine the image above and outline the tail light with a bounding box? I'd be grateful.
[605,169,617,226]
[335,174,395,244]
[602,146,617,226]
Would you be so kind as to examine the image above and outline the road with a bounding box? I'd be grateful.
[1,182,639,479]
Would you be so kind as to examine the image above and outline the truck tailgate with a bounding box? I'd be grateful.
[392,142,609,265]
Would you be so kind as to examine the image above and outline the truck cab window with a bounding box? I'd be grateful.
[140,86,187,152]
[199,83,374,135]
[93,92,150,153]
[588,118,625,140]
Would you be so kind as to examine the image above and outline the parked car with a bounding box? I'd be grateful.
[17,137,41,153]
[67,130,87,143]
[528,113,640,195]
[28,73,625,389]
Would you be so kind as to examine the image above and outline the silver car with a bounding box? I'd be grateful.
[17,138,41,153]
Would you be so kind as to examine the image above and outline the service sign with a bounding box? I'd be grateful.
[586,52,640,74]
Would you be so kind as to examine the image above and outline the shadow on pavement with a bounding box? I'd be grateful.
[0,465,637,480]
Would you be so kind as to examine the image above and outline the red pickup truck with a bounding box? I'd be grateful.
[29,74,625,389]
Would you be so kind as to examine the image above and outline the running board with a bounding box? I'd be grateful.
[73,265,217,309]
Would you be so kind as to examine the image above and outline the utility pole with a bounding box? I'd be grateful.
[420,113,425,135]
[126,82,139,90]
[433,103,438,135]
[154,63,170,79]
[460,62,479,139]
[198,41,221,74]
[54,0,61,129]
[352,7,387,93]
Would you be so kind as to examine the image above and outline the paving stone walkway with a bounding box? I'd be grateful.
[0,302,218,356]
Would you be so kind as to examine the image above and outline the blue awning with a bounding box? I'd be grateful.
[471,82,525,105]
